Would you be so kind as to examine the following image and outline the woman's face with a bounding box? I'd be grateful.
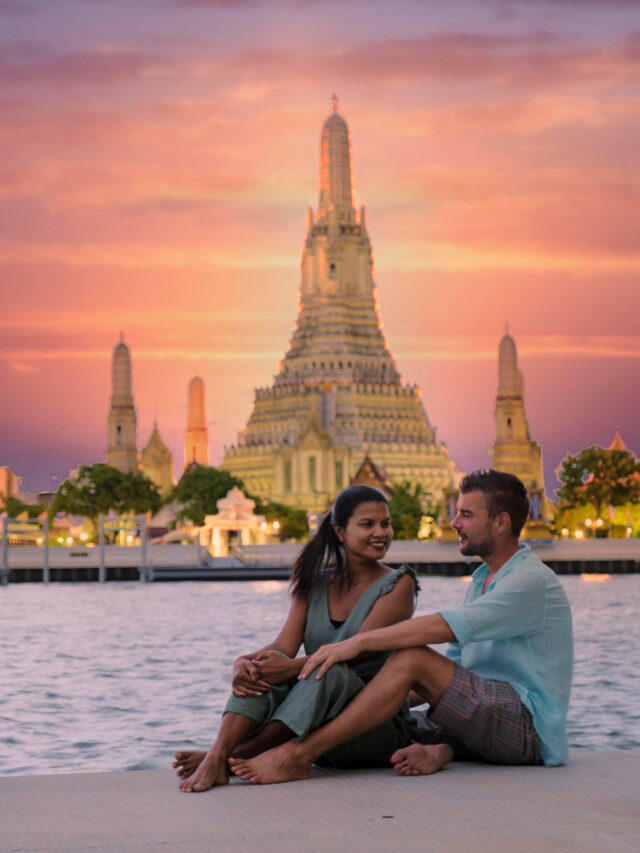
[335,501,393,561]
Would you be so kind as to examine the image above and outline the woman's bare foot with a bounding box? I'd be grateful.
[390,742,454,776]
[229,741,311,784]
[179,749,230,792]
[173,751,206,778]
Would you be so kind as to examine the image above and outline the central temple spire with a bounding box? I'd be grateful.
[318,96,354,218]
[222,104,458,512]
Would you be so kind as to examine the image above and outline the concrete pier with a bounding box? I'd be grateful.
[1,750,638,852]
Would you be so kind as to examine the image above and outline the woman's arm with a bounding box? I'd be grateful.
[300,610,453,681]
[357,571,416,634]
[255,574,417,684]
[232,595,309,696]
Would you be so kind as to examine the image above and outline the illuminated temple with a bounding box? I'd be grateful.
[222,101,459,512]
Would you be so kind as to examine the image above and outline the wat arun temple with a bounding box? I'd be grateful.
[221,102,460,512]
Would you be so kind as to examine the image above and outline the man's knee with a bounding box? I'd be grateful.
[387,647,431,681]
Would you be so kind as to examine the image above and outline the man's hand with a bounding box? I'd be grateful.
[299,636,361,681]
[232,657,270,697]
[254,650,294,685]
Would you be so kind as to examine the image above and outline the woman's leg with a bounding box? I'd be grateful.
[177,679,296,792]
[270,662,364,740]
[179,711,259,792]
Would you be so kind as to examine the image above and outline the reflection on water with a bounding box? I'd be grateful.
[0,575,638,776]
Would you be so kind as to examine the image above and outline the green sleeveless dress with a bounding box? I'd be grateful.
[224,565,421,768]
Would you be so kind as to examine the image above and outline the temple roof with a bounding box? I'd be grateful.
[608,428,629,453]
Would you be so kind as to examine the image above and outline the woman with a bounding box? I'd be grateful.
[174,485,420,792]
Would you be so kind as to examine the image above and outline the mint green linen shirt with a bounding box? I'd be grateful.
[439,545,573,766]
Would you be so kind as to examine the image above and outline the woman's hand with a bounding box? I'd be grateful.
[232,657,271,698]
[299,636,361,681]
[254,651,294,685]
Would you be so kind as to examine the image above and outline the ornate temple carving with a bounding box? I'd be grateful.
[488,331,551,535]
[106,334,139,473]
[223,102,459,512]
[142,422,174,498]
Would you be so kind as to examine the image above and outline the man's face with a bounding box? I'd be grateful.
[451,490,497,558]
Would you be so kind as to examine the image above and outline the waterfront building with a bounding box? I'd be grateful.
[199,486,269,557]
[184,376,209,470]
[222,100,459,512]
[0,466,21,502]
[141,422,174,498]
[105,334,139,473]
[488,330,551,535]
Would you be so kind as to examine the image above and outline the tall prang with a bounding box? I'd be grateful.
[488,331,550,533]
[184,376,209,470]
[106,333,139,473]
[222,99,459,511]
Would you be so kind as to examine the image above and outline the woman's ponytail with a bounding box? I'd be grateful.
[289,512,343,598]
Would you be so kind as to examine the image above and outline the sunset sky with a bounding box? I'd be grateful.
[2,0,639,496]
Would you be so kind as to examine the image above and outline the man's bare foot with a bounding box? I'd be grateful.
[173,751,206,778]
[391,742,454,776]
[229,741,311,784]
[179,749,230,792]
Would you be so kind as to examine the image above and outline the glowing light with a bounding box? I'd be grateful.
[248,581,287,594]
[260,521,268,530]
[626,526,633,538]
[574,530,584,539]
[57,537,64,544]
[580,574,610,583]
[126,534,133,545]
[80,532,88,541]
[36,536,43,546]
[273,521,280,531]
[65,536,73,545]
[561,528,569,538]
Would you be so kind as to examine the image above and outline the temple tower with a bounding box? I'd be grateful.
[489,331,550,532]
[184,376,209,469]
[142,422,174,498]
[222,100,459,511]
[106,334,139,473]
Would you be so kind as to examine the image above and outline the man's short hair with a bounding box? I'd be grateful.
[460,469,530,537]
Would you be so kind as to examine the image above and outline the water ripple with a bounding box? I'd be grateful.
[0,576,638,776]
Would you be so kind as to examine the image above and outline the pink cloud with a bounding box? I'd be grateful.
[0,43,173,86]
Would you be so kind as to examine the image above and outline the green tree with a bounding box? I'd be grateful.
[556,446,640,531]
[0,496,46,519]
[388,481,434,540]
[172,464,244,526]
[52,463,161,535]
[254,498,308,541]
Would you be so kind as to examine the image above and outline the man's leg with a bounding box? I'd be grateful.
[230,645,454,784]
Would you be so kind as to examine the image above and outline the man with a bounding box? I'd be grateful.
[230,469,573,783]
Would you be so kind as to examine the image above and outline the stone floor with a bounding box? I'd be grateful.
[1,749,638,852]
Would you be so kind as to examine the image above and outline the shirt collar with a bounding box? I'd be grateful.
[470,543,530,587]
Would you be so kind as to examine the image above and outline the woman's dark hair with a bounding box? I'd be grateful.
[289,485,389,598]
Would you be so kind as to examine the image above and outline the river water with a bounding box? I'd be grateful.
[0,575,638,776]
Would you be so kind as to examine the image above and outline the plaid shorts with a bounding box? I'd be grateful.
[412,662,543,765]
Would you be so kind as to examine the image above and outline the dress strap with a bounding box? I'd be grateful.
[334,564,419,639]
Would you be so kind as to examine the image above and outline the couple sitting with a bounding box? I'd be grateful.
[174,470,573,791]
